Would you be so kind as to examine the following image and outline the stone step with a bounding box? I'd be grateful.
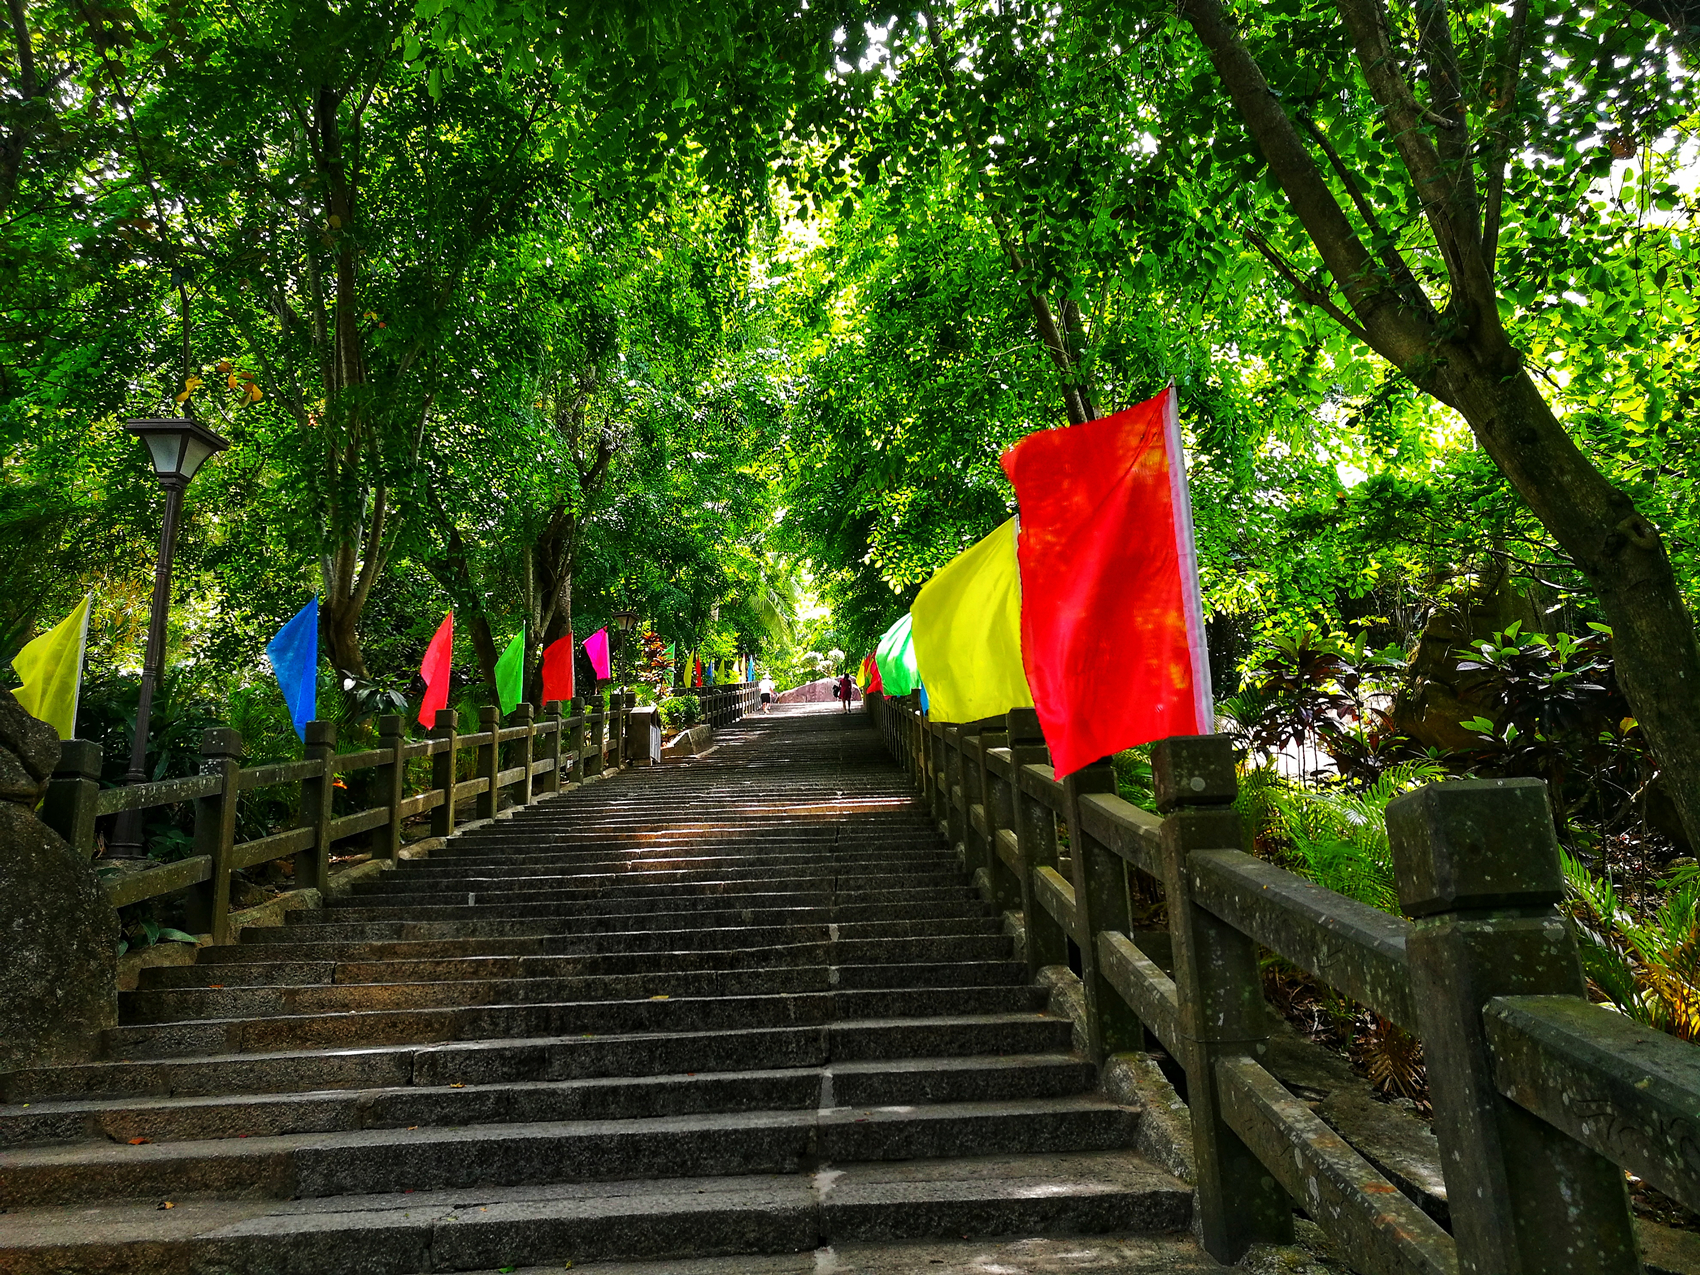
[119,960,1029,1021]
[306,897,987,927]
[0,1152,1193,1275]
[1,1055,1096,1146]
[0,708,1193,1272]
[103,985,1053,1058]
[209,928,1012,969]
[355,862,963,888]
[446,1233,1224,1274]
[139,952,1024,992]
[3,1016,1078,1103]
[238,914,1002,947]
[322,884,980,914]
[348,872,970,900]
[0,1096,1142,1207]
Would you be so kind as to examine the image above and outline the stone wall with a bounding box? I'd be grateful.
[0,689,119,1073]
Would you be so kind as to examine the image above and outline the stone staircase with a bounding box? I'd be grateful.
[0,705,1208,1274]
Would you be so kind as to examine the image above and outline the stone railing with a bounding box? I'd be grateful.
[679,682,760,728]
[37,690,730,946]
[868,690,1696,1275]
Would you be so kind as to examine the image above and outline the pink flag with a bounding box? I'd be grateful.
[584,627,611,681]
[418,611,454,728]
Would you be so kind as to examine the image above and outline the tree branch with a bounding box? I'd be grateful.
[1331,0,1496,319]
[1297,112,1431,315]
[1241,224,1376,347]
[1481,0,1529,271]
[1177,0,1433,369]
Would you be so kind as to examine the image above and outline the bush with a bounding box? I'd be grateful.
[660,696,700,728]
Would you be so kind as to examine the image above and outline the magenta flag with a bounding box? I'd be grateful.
[584,627,611,681]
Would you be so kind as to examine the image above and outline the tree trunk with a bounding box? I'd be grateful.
[468,614,499,705]
[1436,342,1700,851]
[321,597,367,682]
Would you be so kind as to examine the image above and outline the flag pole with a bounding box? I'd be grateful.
[1161,383,1214,734]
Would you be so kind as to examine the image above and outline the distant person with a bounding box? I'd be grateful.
[837,672,854,711]
[759,674,775,713]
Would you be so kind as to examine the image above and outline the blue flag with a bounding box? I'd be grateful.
[267,597,318,740]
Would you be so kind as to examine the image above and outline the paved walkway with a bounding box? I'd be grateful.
[0,704,1213,1274]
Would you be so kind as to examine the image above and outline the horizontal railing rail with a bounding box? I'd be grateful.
[40,687,741,947]
[678,682,759,728]
[866,688,1674,1275]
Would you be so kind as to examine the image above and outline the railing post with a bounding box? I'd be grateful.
[1066,756,1138,1062]
[942,725,966,868]
[979,725,1020,918]
[477,706,500,819]
[299,721,336,893]
[1155,733,1293,1261]
[1388,778,1640,1275]
[513,702,535,805]
[567,697,587,785]
[1008,708,1067,980]
[908,691,923,778]
[541,701,563,795]
[430,709,459,838]
[188,728,241,945]
[372,714,405,865]
[928,721,946,826]
[958,723,993,885]
[40,739,102,858]
[618,693,632,775]
[586,699,606,777]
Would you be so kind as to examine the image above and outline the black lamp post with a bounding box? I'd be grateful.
[108,416,230,859]
[610,608,638,684]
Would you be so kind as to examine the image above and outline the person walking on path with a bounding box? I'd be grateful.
[759,674,775,713]
[837,672,854,712]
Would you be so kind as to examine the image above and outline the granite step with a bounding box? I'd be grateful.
[103,985,1054,1059]
[0,1152,1194,1275]
[139,949,1023,990]
[0,706,1207,1272]
[0,1097,1143,1207]
[0,1056,1098,1147]
[3,1016,1078,1103]
[119,960,1029,1022]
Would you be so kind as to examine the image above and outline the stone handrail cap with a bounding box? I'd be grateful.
[1152,735,1235,811]
[1387,777,1563,917]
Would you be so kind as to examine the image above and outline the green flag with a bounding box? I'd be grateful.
[12,593,93,739]
[495,626,525,714]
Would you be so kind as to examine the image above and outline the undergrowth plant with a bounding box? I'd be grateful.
[1563,852,1700,1041]
[1239,760,1445,914]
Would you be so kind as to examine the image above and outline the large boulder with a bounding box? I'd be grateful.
[1391,568,1544,752]
[777,676,861,704]
[0,688,119,1076]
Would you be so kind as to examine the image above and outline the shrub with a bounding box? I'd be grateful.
[660,696,700,728]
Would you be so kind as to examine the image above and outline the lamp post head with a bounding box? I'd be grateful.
[125,416,230,489]
[611,608,639,633]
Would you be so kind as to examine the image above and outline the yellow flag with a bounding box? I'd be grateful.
[12,593,93,739]
[910,519,1034,724]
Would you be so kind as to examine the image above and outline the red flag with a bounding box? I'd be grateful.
[862,652,883,695]
[1001,386,1210,777]
[693,656,702,687]
[541,632,575,705]
[418,611,454,729]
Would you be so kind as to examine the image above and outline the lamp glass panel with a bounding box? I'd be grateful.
[178,435,217,482]
[144,433,183,478]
